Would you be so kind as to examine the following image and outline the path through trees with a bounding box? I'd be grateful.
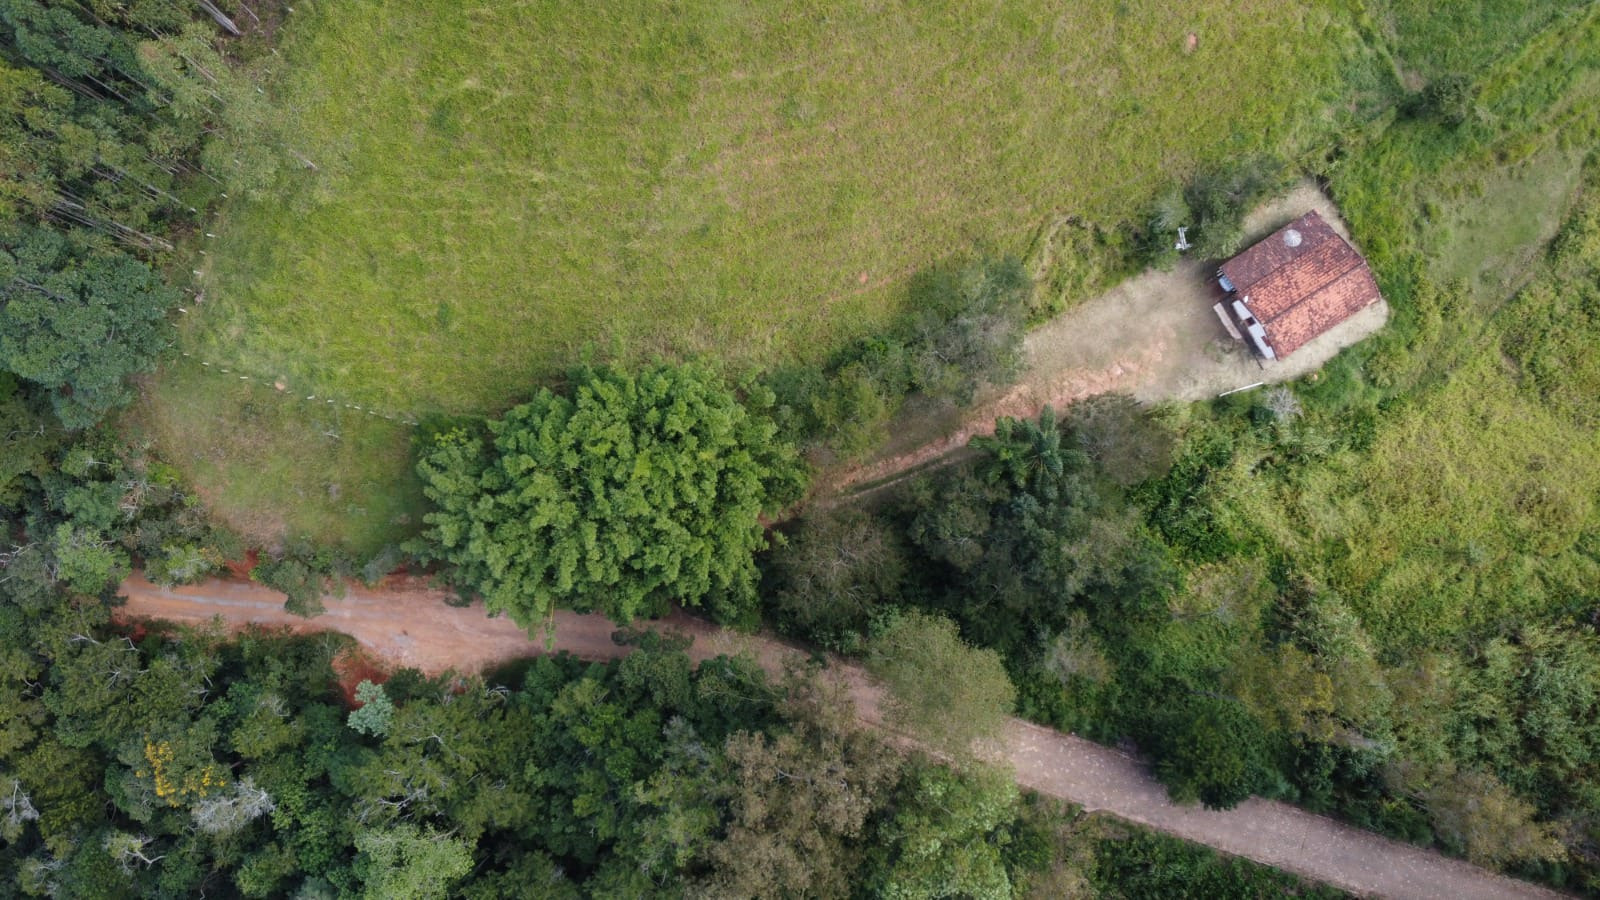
[118,573,1559,900]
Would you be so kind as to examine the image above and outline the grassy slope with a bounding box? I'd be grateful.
[1013,0,1600,862]
[1426,143,1584,303]
[186,0,1367,413]
[1371,0,1589,82]
[1232,0,1600,643]
[145,0,1377,551]
[1152,0,1600,852]
[1210,6,1600,646]
[132,367,424,554]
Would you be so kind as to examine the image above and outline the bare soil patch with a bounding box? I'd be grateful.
[331,646,390,709]
[820,181,1390,497]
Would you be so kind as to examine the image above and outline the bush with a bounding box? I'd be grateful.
[762,509,907,651]
[1090,825,1347,898]
[252,541,349,618]
[1136,422,1251,562]
[867,610,1017,755]
[1024,218,1131,321]
[1149,696,1276,810]
[1137,156,1288,265]
[769,257,1031,458]
[1065,394,1176,487]
[1405,74,1478,127]
[903,257,1031,404]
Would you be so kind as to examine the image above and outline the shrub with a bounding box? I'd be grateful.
[1405,74,1478,127]
[1137,156,1289,265]
[762,509,907,651]
[1150,696,1276,810]
[769,257,1031,458]
[251,543,347,618]
[867,610,1016,755]
[1136,422,1251,562]
[1064,394,1176,487]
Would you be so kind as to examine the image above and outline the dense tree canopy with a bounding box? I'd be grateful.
[764,508,908,652]
[900,409,1177,656]
[415,363,804,627]
[0,225,177,427]
[0,577,1083,900]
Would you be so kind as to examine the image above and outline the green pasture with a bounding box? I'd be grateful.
[1230,3,1600,649]
[185,0,1373,412]
[1369,0,1592,83]
[1425,144,1584,303]
[151,0,1377,548]
[1251,341,1600,648]
[135,363,424,555]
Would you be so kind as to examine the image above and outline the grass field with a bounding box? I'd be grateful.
[1219,2,1600,648]
[134,366,425,554]
[147,0,1381,551]
[1426,144,1584,302]
[1369,0,1592,83]
[184,0,1376,412]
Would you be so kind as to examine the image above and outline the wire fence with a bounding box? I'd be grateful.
[171,349,423,428]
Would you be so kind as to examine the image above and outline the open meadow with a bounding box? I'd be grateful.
[145,0,1380,551]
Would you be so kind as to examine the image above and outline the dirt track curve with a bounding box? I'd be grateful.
[119,574,1559,900]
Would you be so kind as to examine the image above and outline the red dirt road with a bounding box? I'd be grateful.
[119,574,1559,899]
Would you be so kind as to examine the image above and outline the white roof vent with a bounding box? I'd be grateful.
[1283,228,1303,248]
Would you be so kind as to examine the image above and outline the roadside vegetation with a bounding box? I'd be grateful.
[412,362,804,628]
[0,592,1343,897]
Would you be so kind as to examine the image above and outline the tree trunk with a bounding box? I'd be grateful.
[198,1,244,37]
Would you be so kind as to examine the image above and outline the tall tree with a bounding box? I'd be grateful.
[764,508,907,649]
[413,363,803,628]
[0,224,175,427]
[138,23,287,197]
[867,611,1016,756]
[867,760,1020,900]
[904,409,1175,655]
[696,673,902,897]
[353,824,475,900]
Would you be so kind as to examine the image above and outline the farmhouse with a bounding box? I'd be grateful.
[1212,211,1382,360]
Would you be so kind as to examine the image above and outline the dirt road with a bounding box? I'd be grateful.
[119,574,1558,900]
[822,181,1390,496]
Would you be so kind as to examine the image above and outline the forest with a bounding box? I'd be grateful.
[4,0,1600,897]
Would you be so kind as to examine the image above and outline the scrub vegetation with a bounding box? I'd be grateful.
[760,1,1600,889]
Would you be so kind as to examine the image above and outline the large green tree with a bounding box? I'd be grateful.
[902,408,1175,656]
[415,363,802,627]
[867,611,1017,755]
[0,225,176,427]
[697,674,902,897]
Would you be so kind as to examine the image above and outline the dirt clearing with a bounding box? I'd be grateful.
[823,180,1390,496]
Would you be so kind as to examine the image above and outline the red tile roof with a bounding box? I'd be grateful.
[1219,211,1381,357]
